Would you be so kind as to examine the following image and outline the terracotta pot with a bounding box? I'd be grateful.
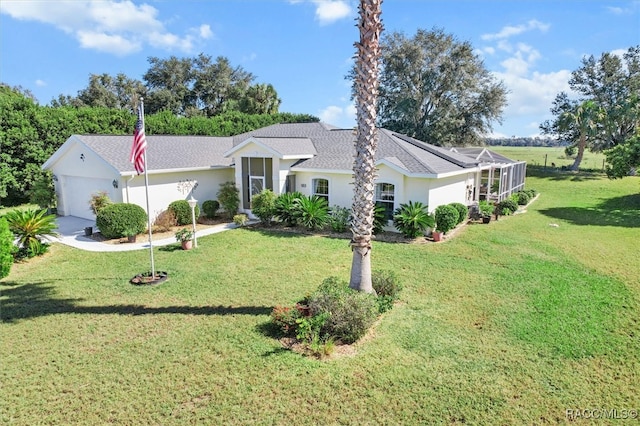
[432,231,444,242]
[181,240,193,250]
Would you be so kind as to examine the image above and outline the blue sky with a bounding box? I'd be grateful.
[1,0,638,137]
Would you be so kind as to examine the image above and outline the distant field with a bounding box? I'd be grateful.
[488,146,607,171]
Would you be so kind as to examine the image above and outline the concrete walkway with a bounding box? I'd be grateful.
[53,216,240,252]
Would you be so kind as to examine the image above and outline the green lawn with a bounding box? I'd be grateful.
[2,172,639,425]
[490,146,607,171]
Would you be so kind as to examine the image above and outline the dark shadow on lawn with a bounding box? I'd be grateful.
[0,281,272,323]
[539,194,640,228]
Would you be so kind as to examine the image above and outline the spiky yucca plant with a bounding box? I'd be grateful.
[5,208,58,257]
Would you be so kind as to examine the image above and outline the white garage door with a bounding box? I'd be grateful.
[63,176,114,220]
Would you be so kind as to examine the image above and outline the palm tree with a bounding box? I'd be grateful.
[559,100,601,171]
[349,0,383,293]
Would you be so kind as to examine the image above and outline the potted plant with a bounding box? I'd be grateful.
[123,228,138,243]
[478,200,494,223]
[175,228,194,250]
[433,204,459,241]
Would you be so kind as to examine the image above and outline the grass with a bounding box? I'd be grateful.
[2,172,639,424]
[489,146,607,171]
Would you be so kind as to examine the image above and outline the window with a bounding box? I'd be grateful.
[375,183,395,222]
[312,178,329,201]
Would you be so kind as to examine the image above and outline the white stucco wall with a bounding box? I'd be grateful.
[126,168,234,222]
[422,174,469,212]
[48,142,122,219]
[293,171,353,207]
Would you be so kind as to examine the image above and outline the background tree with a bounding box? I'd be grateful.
[542,46,640,171]
[192,54,255,116]
[569,46,639,151]
[540,95,602,170]
[604,131,640,179]
[239,83,281,114]
[376,28,507,146]
[144,55,195,115]
[350,0,383,293]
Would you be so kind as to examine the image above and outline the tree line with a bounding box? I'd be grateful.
[0,84,317,206]
[52,54,282,117]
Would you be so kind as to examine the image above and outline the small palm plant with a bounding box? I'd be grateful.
[5,208,59,257]
[294,195,329,230]
[393,201,435,238]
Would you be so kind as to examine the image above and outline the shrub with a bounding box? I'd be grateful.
[275,192,303,226]
[478,200,494,217]
[524,188,538,198]
[515,191,531,206]
[153,209,177,232]
[251,189,277,225]
[5,208,58,258]
[217,182,240,220]
[27,172,56,210]
[0,217,15,278]
[168,200,200,226]
[329,205,350,233]
[271,305,303,337]
[233,214,248,226]
[96,203,147,239]
[89,191,111,215]
[294,195,329,230]
[496,199,518,215]
[202,200,220,218]
[308,277,378,344]
[373,204,386,235]
[392,201,434,238]
[449,202,469,224]
[434,204,459,234]
[372,270,402,313]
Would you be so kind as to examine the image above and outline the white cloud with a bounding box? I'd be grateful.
[77,30,141,56]
[313,1,352,25]
[494,69,573,121]
[35,79,46,87]
[318,102,355,127]
[198,24,213,39]
[481,19,550,41]
[0,0,210,55]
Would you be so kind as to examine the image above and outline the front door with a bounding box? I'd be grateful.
[250,176,265,205]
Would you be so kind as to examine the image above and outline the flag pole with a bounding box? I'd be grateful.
[140,98,155,277]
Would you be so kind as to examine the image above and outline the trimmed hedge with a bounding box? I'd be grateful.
[96,203,147,239]
[202,200,220,218]
[449,202,469,224]
[434,204,459,234]
[0,217,14,279]
[168,200,200,226]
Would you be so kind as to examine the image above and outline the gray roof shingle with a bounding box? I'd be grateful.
[62,123,516,177]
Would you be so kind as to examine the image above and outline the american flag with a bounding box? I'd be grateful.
[130,104,147,174]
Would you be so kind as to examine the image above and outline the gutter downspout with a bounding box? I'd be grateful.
[125,174,135,203]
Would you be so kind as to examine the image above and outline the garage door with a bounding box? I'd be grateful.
[63,176,114,220]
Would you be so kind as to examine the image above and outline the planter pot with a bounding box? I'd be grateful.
[181,240,193,250]
[482,216,491,224]
[432,231,444,242]
[127,235,137,243]
[84,226,93,236]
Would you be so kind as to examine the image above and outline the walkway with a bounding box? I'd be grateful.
[53,216,240,252]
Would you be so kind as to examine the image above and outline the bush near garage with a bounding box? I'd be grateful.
[96,203,147,239]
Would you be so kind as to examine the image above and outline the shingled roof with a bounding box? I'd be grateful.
[48,134,233,174]
[49,123,490,177]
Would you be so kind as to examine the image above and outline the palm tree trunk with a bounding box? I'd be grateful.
[350,0,383,293]
[570,134,586,171]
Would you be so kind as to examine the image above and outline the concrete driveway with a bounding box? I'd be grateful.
[53,216,238,252]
